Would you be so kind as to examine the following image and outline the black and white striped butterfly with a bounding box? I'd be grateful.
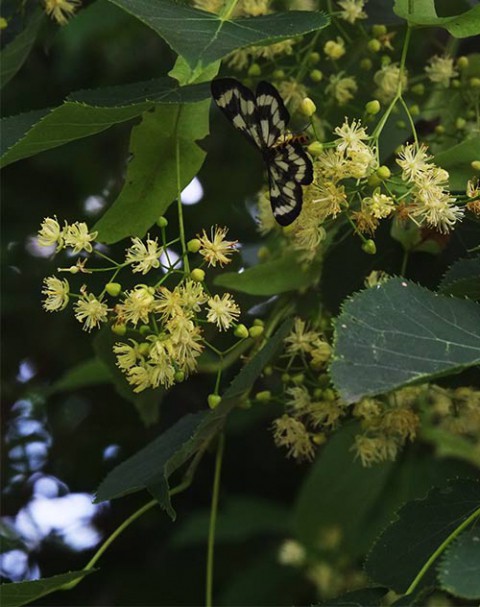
[211,78,313,226]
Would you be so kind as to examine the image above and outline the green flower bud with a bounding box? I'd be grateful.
[310,69,323,82]
[138,342,150,356]
[372,24,387,37]
[396,120,406,129]
[255,390,271,402]
[309,51,321,65]
[457,56,469,70]
[174,370,185,382]
[471,160,480,172]
[368,39,381,53]
[323,388,336,401]
[292,373,305,385]
[362,239,377,255]
[111,323,126,336]
[190,268,205,282]
[253,318,264,327]
[273,69,285,79]
[264,365,273,376]
[208,394,222,409]
[451,79,461,89]
[300,97,317,117]
[456,117,466,130]
[307,141,324,156]
[435,125,445,135]
[187,238,201,253]
[234,324,249,339]
[381,55,392,66]
[376,165,391,180]
[365,100,381,115]
[281,372,290,383]
[411,83,425,96]
[360,58,372,71]
[249,325,264,338]
[469,77,480,89]
[156,216,168,228]
[313,388,323,399]
[248,63,261,77]
[105,282,122,297]
[367,174,382,187]
[409,104,420,117]
[139,325,151,336]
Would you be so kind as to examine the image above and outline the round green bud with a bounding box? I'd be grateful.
[139,325,151,336]
[156,216,168,228]
[434,125,445,135]
[411,83,425,96]
[469,77,480,89]
[281,372,290,383]
[138,342,150,356]
[237,397,252,410]
[362,239,377,255]
[249,325,264,338]
[307,141,324,156]
[310,69,323,82]
[365,100,381,115]
[174,370,185,382]
[318,374,330,387]
[111,323,127,336]
[300,97,317,117]
[253,318,264,327]
[457,56,469,70]
[377,165,391,180]
[255,390,271,402]
[467,110,476,119]
[248,63,261,77]
[451,79,461,89]
[372,24,387,37]
[264,365,273,376]
[409,104,420,117]
[309,51,321,65]
[292,373,305,385]
[313,388,323,399]
[313,433,326,446]
[360,58,373,71]
[396,120,406,129]
[368,39,381,53]
[471,160,480,171]
[190,268,205,282]
[456,117,466,130]
[105,282,122,297]
[234,324,249,339]
[323,388,336,401]
[187,238,201,253]
[367,174,382,187]
[208,394,222,409]
[272,69,285,79]
[381,55,392,66]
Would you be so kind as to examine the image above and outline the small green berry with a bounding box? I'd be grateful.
[368,39,381,53]
[365,100,381,115]
[307,141,324,156]
[208,394,222,409]
[156,216,168,228]
[248,63,261,77]
[469,77,480,89]
[138,342,150,356]
[105,282,122,297]
[139,325,151,336]
[190,268,205,282]
[372,24,387,37]
[174,370,185,382]
[255,390,271,402]
[396,120,406,129]
[360,58,373,71]
[367,174,382,187]
[362,239,377,255]
[377,165,391,180]
[456,117,466,130]
[111,323,126,336]
[309,51,321,65]
[273,69,285,79]
[409,104,420,117]
[451,79,461,88]
[253,318,264,327]
[435,125,445,135]
[187,238,201,253]
[234,324,249,339]
[323,388,336,401]
[471,160,480,172]
[457,56,469,70]
[300,97,317,117]
[249,325,264,339]
[310,69,323,82]
[411,83,425,96]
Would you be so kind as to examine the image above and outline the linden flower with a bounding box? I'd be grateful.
[346,146,377,179]
[410,189,464,234]
[325,73,357,105]
[116,286,155,327]
[396,143,432,182]
[362,193,395,219]
[126,363,153,393]
[284,318,320,355]
[286,386,312,414]
[63,222,97,254]
[206,293,241,331]
[44,0,80,25]
[277,79,308,113]
[198,226,238,267]
[278,539,306,567]
[166,316,204,373]
[313,181,347,218]
[38,217,63,249]
[324,37,346,60]
[335,119,369,153]
[338,0,367,23]
[316,148,348,182]
[272,414,316,462]
[113,340,143,371]
[74,292,108,332]
[353,434,398,466]
[125,236,162,274]
[425,55,458,87]
[42,276,70,311]
[374,63,407,102]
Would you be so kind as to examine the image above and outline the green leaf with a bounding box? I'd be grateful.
[434,136,480,191]
[215,256,322,296]
[108,0,329,70]
[330,278,480,404]
[0,570,96,607]
[365,478,480,593]
[171,496,290,546]
[94,320,291,517]
[394,0,480,37]
[50,357,111,393]
[93,328,162,426]
[294,423,395,558]
[438,527,480,599]
[0,9,45,89]
[317,587,387,606]
[0,79,210,168]
[93,101,210,243]
[438,256,480,301]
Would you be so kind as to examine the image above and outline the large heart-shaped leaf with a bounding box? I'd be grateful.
[438,527,480,600]
[108,0,329,69]
[394,0,480,37]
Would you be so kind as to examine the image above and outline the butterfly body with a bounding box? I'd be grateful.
[211,78,313,226]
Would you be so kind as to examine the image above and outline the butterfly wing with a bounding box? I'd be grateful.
[266,142,314,226]
[255,81,290,148]
[210,78,263,150]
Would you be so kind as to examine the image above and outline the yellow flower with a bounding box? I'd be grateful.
[334,118,369,153]
[425,55,458,87]
[362,192,395,219]
[116,286,155,327]
[374,63,407,102]
[74,292,108,331]
[114,340,143,371]
[206,293,241,331]
[126,363,153,393]
[325,73,357,105]
[44,0,80,25]
[63,222,97,254]
[42,276,70,311]
[198,226,238,267]
[284,318,320,355]
[38,217,63,250]
[396,143,432,182]
[278,540,306,566]
[125,236,162,274]
[324,37,346,60]
[313,181,347,218]
[338,0,367,23]
[272,414,316,462]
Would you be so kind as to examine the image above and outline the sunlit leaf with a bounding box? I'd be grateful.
[365,478,480,593]
[0,570,95,607]
[93,100,210,243]
[108,0,329,69]
[330,279,480,404]
[394,0,480,37]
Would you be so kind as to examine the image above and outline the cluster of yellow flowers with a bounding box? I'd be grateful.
[38,218,245,393]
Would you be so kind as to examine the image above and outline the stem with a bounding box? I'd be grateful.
[205,433,225,607]
[400,250,410,276]
[175,134,190,274]
[405,506,480,596]
[220,0,238,20]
